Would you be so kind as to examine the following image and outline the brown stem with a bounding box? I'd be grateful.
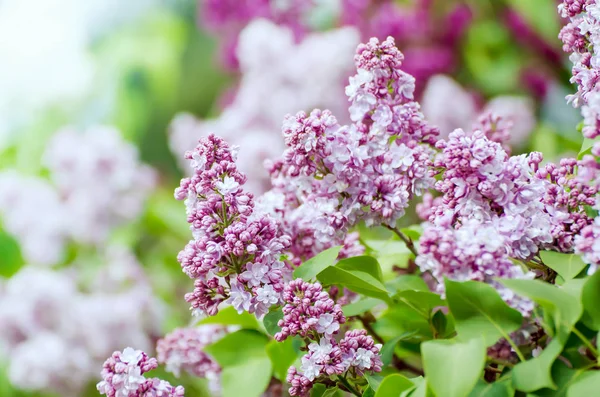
[384,225,418,257]
[358,314,424,376]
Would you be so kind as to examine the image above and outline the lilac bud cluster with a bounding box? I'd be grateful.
[97,348,185,397]
[276,280,382,396]
[175,134,292,318]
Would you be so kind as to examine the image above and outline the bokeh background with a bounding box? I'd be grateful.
[0,0,585,396]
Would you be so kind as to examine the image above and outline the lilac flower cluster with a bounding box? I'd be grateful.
[0,257,162,397]
[156,326,228,395]
[559,0,600,139]
[0,126,155,266]
[97,348,184,397]
[169,20,359,194]
[416,220,534,315]
[276,280,382,396]
[175,134,292,318]
[264,37,438,261]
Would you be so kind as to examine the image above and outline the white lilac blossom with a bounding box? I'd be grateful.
[43,126,156,244]
[175,134,291,319]
[156,326,228,395]
[0,257,162,397]
[559,0,600,139]
[421,74,536,148]
[168,20,359,193]
[263,37,439,262]
[97,348,185,397]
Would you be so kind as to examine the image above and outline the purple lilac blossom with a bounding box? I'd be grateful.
[156,326,228,395]
[175,134,292,319]
[262,37,439,261]
[276,279,382,396]
[97,348,185,397]
[559,0,600,139]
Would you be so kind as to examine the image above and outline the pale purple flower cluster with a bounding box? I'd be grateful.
[536,158,598,252]
[169,20,359,194]
[263,37,438,261]
[429,128,555,259]
[275,279,345,342]
[276,280,382,396]
[416,220,534,315]
[156,326,227,395]
[97,348,185,397]
[421,74,536,147]
[559,0,600,139]
[574,143,600,273]
[0,257,162,397]
[43,126,156,245]
[175,134,292,318]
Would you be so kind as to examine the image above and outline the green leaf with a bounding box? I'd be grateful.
[322,387,343,397]
[207,330,272,397]
[380,331,418,366]
[400,226,422,241]
[539,251,587,281]
[396,290,445,314]
[567,372,600,397]
[468,378,513,397]
[445,279,523,346]
[500,279,582,335]
[220,357,272,397]
[337,256,385,283]
[500,279,583,392]
[317,258,391,303]
[266,339,298,381]
[343,298,383,317]
[365,239,412,269]
[535,360,590,396]
[387,275,429,294]
[293,246,341,280]
[582,270,600,330]
[198,306,260,330]
[363,386,376,397]
[431,310,448,337]
[204,330,269,367]
[311,384,327,397]
[263,308,283,336]
[578,136,599,159]
[422,338,486,397]
[365,373,384,391]
[374,374,414,397]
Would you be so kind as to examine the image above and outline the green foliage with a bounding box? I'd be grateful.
[422,338,486,397]
[446,279,523,346]
[205,330,272,397]
[374,374,414,397]
[539,251,587,281]
[293,245,342,280]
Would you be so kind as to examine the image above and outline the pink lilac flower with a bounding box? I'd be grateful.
[97,348,185,397]
[275,279,345,342]
[284,329,382,396]
[416,220,535,315]
[263,37,439,261]
[175,134,291,318]
[156,326,227,395]
[559,0,600,139]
